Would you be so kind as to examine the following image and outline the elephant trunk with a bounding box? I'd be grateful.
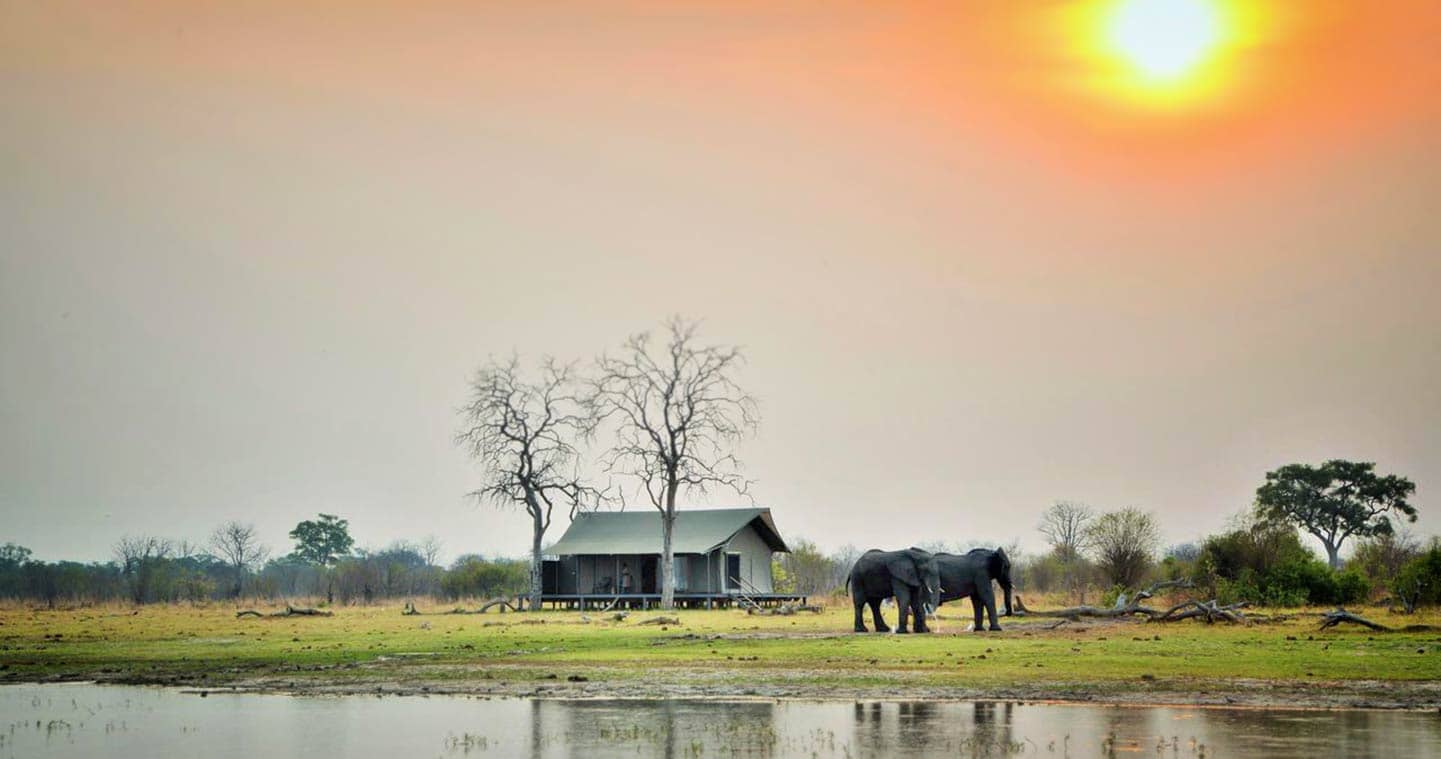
[1000,579,1014,617]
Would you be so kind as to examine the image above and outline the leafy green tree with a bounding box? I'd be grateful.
[289,514,354,566]
[289,514,354,603]
[0,543,31,569]
[1255,460,1417,569]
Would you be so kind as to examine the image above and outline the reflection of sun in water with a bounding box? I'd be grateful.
[1106,0,1222,83]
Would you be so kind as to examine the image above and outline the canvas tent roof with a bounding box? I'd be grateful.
[544,508,789,556]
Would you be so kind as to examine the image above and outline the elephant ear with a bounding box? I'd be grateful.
[988,548,1009,578]
[887,553,922,587]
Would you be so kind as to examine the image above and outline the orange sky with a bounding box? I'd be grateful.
[2,1,1439,561]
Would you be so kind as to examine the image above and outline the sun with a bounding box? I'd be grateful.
[1105,0,1224,84]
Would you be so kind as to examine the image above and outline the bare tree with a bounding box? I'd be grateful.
[419,535,443,568]
[1039,502,1095,602]
[1085,508,1161,589]
[775,538,840,595]
[114,535,173,605]
[1039,501,1093,561]
[588,317,758,609]
[830,544,865,594]
[209,521,270,600]
[456,355,598,610]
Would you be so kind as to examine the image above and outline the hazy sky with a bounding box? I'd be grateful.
[3,1,1438,564]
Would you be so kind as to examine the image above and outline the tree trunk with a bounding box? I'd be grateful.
[660,482,678,610]
[1324,541,1341,570]
[529,510,544,612]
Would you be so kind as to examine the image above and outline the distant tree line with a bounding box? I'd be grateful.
[1007,460,1428,610]
[0,514,530,607]
[773,461,1434,612]
[5,460,1431,611]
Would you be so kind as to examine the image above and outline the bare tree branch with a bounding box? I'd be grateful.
[586,317,759,609]
[456,354,603,610]
[209,521,270,600]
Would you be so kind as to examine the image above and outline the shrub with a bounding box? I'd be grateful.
[1330,570,1371,606]
[1350,531,1423,595]
[1393,543,1441,613]
[1198,525,1370,607]
[1099,585,1127,608]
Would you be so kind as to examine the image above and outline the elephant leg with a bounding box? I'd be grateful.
[971,595,985,633]
[985,591,1003,631]
[892,582,911,633]
[868,599,890,633]
[853,589,868,633]
[911,591,930,633]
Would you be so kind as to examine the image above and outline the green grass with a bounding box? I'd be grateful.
[3,602,1439,703]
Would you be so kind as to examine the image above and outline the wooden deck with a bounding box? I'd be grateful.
[541,592,808,610]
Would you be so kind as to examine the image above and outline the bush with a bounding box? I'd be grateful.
[441,556,529,600]
[1393,543,1441,612]
[1199,525,1370,607]
[1331,570,1371,605]
[1350,532,1423,595]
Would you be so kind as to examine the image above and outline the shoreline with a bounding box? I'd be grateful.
[14,671,1438,712]
[7,605,1440,713]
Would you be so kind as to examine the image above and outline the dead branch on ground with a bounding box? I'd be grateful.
[1015,578,1250,625]
[1318,608,1391,632]
[636,615,680,626]
[235,605,333,619]
[747,604,823,616]
[1150,600,1249,624]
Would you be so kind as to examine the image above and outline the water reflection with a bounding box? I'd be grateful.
[1,684,1438,758]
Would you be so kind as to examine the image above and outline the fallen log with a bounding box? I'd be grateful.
[402,601,421,616]
[747,603,824,616]
[1014,594,1250,624]
[447,597,522,614]
[636,615,680,626]
[235,605,333,619]
[284,606,333,616]
[1152,600,1249,624]
[478,598,520,613]
[1318,608,1391,632]
[1010,595,1161,620]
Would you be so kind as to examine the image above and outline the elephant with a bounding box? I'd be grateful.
[847,548,941,634]
[935,547,1014,632]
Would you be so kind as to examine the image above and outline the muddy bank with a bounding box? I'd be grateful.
[36,666,1440,711]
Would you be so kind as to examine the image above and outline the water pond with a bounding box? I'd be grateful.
[2,683,1439,757]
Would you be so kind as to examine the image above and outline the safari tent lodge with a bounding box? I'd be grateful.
[540,507,805,609]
